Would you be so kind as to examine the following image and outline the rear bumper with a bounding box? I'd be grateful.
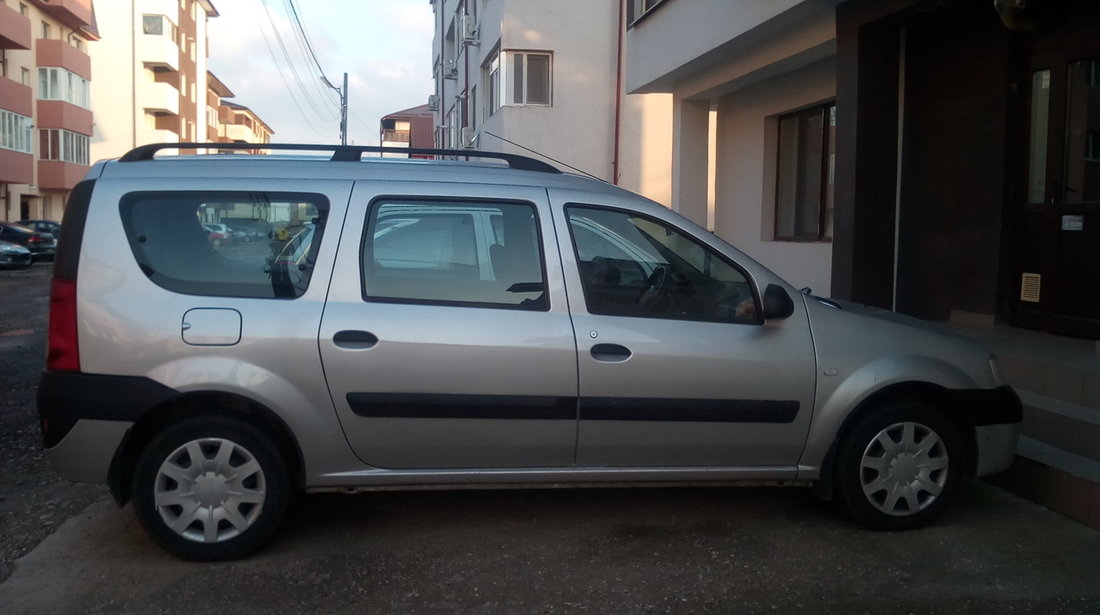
[38,370,179,484]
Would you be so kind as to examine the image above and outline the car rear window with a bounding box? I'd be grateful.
[120,191,328,299]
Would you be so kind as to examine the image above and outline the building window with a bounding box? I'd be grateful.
[628,0,667,25]
[39,129,89,165]
[41,21,51,39]
[21,67,31,86]
[774,103,835,242]
[484,47,501,118]
[0,110,34,154]
[510,52,551,105]
[38,67,90,108]
[142,15,177,40]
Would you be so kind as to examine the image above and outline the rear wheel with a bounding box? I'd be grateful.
[132,416,289,561]
[835,401,963,530]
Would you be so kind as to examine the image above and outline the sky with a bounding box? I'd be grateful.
[206,0,435,146]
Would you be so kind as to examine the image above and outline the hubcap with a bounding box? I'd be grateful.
[859,421,949,517]
[153,437,266,543]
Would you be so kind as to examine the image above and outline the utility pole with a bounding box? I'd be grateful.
[322,72,349,145]
[339,72,348,145]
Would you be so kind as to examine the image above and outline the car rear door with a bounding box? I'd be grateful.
[550,188,817,469]
[319,181,579,469]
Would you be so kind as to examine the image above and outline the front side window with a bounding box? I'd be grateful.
[363,200,547,310]
[775,102,835,241]
[567,206,759,324]
[120,192,328,299]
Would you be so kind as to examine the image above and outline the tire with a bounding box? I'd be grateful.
[835,401,963,531]
[132,415,290,561]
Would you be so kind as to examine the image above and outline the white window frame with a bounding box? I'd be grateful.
[39,128,90,165]
[508,51,551,106]
[38,67,90,108]
[483,46,501,119]
[0,110,34,154]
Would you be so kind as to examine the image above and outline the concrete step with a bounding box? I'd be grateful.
[999,353,1100,412]
[986,437,1100,531]
[1018,390,1100,462]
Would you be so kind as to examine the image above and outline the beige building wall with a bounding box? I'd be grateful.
[625,0,839,293]
[431,0,672,205]
[90,0,218,163]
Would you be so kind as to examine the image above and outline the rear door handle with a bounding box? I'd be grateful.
[333,330,379,350]
[591,343,631,362]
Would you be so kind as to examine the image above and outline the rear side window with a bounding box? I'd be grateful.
[362,200,547,310]
[120,191,328,299]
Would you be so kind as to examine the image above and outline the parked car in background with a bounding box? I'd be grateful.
[17,219,62,239]
[202,223,232,246]
[0,221,56,262]
[0,240,32,268]
[221,218,270,241]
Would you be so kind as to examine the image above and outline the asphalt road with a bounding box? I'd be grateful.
[2,262,1099,614]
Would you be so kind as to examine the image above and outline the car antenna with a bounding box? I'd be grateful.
[480,131,605,181]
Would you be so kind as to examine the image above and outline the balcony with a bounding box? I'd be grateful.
[0,2,31,50]
[223,123,255,142]
[37,100,93,135]
[138,31,180,71]
[36,0,95,34]
[36,39,91,79]
[38,159,88,191]
[0,75,33,117]
[0,148,33,184]
[142,80,179,115]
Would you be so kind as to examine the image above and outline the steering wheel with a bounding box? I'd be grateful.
[636,265,668,309]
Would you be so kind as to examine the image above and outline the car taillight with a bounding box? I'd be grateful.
[47,277,80,372]
[29,234,46,243]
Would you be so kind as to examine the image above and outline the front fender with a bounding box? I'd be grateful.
[798,354,983,476]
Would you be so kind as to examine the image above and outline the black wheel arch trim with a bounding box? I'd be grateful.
[39,371,305,507]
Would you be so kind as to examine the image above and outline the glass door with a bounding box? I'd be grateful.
[1017,53,1100,338]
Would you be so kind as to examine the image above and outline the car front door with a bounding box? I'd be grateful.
[319,182,578,469]
[552,190,817,469]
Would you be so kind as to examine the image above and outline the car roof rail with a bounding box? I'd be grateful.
[118,142,562,174]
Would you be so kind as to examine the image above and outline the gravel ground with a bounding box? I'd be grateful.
[0,263,107,583]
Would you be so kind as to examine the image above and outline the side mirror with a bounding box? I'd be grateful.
[762,284,795,320]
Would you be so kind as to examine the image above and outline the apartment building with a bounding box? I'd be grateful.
[380,103,434,157]
[0,0,98,222]
[430,0,672,204]
[90,0,218,162]
[215,100,273,153]
[626,0,1100,339]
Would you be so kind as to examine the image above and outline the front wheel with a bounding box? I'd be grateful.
[132,416,290,561]
[835,401,963,530]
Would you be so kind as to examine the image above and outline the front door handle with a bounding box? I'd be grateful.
[333,330,379,350]
[591,343,631,362]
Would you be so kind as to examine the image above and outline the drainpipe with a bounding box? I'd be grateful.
[612,0,625,185]
[463,2,469,135]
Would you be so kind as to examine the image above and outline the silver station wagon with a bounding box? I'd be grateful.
[39,143,1022,561]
